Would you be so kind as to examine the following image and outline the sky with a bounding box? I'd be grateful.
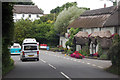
[32,0,113,14]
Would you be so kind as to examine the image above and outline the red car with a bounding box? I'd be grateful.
[70,51,85,59]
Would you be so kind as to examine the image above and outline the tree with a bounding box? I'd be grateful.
[65,28,80,50]
[40,14,56,23]
[14,19,34,44]
[50,2,77,14]
[54,6,85,35]
[2,2,14,75]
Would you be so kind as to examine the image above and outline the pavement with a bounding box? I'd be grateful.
[2,50,119,80]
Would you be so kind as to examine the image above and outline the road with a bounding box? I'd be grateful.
[3,50,119,80]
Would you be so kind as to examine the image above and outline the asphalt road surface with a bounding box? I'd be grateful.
[3,50,119,80]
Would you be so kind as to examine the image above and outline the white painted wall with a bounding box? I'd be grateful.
[76,45,81,51]
[101,27,115,34]
[59,36,69,48]
[13,13,43,22]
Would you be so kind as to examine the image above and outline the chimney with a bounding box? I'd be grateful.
[104,3,106,8]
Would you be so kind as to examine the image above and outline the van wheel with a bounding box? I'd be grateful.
[21,59,25,62]
[37,58,39,61]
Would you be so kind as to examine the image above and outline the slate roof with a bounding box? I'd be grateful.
[13,5,43,14]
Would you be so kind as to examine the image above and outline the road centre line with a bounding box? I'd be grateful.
[48,64,56,69]
[60,72,72,80]
[40,59,46,63]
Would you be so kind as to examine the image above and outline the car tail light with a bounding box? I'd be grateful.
[22,51,25,55]
[37,51,39,55]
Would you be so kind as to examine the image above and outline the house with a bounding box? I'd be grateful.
[66,5,120,54]
[13,5,44,22]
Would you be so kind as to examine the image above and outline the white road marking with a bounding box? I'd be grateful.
[78,61,81,62]
[74,60,76,61]
[92,64,96,66]
[40,59,46,63]
[60,72,72,80]
[97,66,103,69]
[48,64,56,69]
[87,63,90,65]
[82,62,85,63]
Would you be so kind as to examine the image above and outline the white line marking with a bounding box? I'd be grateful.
[48,64,56,69]
[60,72,72,80]
[92,64,96,66]
[82,62,85,63]
[40,59,46,63]
[97,66,103,69]
[87,63,90,65]
[74,60,76,61]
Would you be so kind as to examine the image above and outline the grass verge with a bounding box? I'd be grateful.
[105,65,120,75]
[2,58,14,76]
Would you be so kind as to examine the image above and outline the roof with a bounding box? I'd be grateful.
[68,6,117,28]
[103,6,120,27]
[13,5,43,14]
[90,30,112,38]
[81,6,116,16]
[75,31,88,37]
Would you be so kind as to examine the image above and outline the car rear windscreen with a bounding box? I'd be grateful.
[24,46,37,50]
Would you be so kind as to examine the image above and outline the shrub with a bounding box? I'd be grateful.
[66,49,73,55]
[107,42,120,66]
[99,54,108,60]
[98,43,103,57]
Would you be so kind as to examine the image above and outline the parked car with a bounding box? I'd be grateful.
[10,43,21,54]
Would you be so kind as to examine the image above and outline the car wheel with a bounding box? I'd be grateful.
[37,58,39,61]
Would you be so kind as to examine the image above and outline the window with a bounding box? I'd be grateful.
[29,14,31,18]
[24,46,37,50]
[13,13,16,17]
[115,27,119,33]
[22,14,24,17]
[36,14,39,18]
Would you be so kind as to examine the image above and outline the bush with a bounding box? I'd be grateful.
[98,43,103,57]
[107,42,120,66]
[2,58,14,75]
[99,54,108,60]
[66,49,73,55]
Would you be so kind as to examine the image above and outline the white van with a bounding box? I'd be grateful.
[20,38,39,61]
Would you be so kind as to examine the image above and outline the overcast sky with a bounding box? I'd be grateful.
[32,0,113,14]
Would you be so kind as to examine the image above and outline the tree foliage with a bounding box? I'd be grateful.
[54,6,85,35]
[40,14,56,23]
[14,18,59,47]
[50,2,77,14]
[65,28,80,50]
[2,2,14,75]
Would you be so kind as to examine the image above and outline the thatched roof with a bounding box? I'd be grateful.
[75,31,88,37]
[68,6,117,28]
[13,5,43,14]
[103,6,120,27]
[90,30,112,38]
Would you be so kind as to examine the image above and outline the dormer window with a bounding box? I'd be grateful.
[29,14,31,18]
